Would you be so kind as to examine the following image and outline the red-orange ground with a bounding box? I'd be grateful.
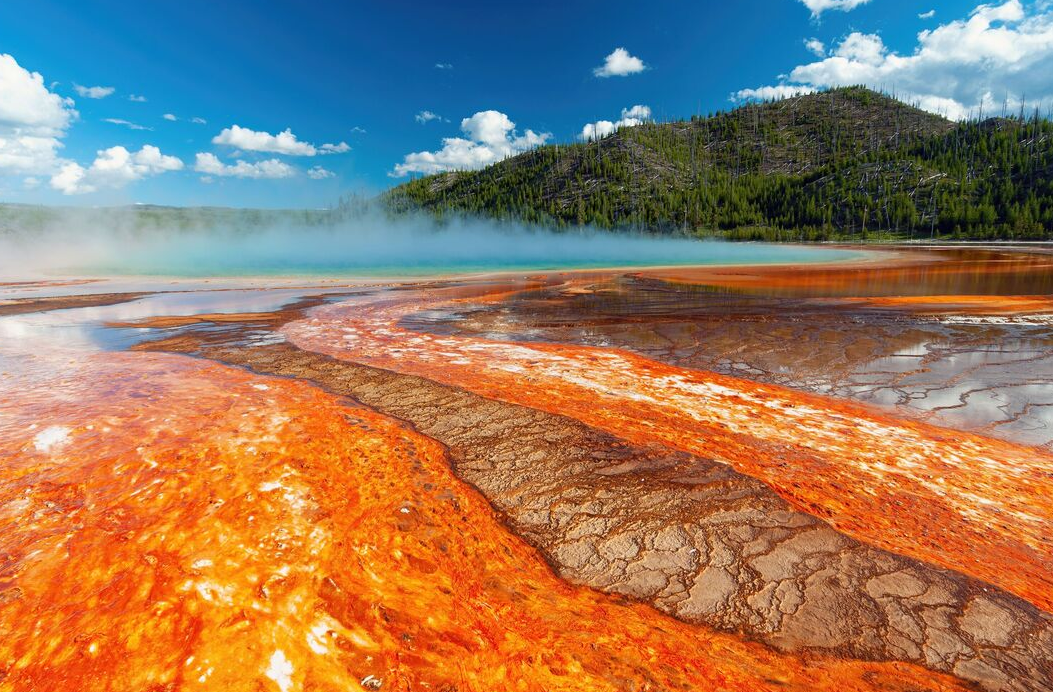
[285,281,1053,614]
[0,353,970,692]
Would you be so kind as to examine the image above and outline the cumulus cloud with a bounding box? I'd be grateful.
[415,110,443,124]
[580,104,652,140]
[392,110,550,176]
[833,31,887,64]
[435,62,453,70]
[212,125,315,155]
[0,136,67,177]
[193,152,295,179]
[319,141,350,154]
[211,125,348,156]
[191,117,207,125]
[799,0,871,18]
[593,47,646,77]
[919,9,936,19]
[2,53,184,194]
[733,85,818,102]
[735,1,1053,120]
[128,94,147,102]
[0,56,75,134]
[307,165,335,179]
[50,145,183,195]
[103,118,152,131]
[162,113,177,121]
[580,121,616,140]
[805,38,827,56]
[622,104,651,120]
[73,84,115,99]
[0,53,78,175]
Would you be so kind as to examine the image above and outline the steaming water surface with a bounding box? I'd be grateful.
[0,213,861,279]
[92,239,859,277]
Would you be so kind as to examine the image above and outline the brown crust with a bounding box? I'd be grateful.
[0,292,148,316]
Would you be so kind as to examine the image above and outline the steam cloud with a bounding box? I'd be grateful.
[0,207,847,278]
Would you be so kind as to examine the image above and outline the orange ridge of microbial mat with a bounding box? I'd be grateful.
[286,284,1053,615]
[0,352,970,691]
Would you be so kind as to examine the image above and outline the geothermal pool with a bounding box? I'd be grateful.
[0,244,1052,692]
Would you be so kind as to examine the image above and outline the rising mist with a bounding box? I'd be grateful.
[0,205,850,278]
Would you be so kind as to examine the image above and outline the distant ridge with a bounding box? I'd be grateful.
[387,87,1053,241]
[0,203,344,235]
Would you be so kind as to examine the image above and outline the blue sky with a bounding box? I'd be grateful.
[0,0,1045,208]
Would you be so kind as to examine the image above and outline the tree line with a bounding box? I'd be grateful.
[387,87,1053,241]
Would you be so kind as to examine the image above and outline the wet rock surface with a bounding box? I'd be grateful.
[0,292,148,316]
[145,329,1053,692]
[407,276,1053,451]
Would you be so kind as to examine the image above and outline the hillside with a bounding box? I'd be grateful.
[387,87,1053,240]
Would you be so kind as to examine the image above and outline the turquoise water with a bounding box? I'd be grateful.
[5,219,863,279]
[76,237,862,278]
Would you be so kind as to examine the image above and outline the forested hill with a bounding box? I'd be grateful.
[386,87,1053,241]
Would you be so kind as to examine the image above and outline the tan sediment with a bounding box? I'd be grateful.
[0,292,148,316]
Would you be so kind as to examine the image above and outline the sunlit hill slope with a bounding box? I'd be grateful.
[387,87,1053,241]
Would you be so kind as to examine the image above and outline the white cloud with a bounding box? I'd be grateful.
[211,125,348,156]
[799,0,871,18]
[0,55,76,135]
[733,85,818,102]
[103,118,152,131]
[435,63,453,70]
[73,84,115,99]
[621,105,651,120]
[919,9,936,19]
[460,111,548,151]
[2,53,185,194]
[805,38,827,56]
[593,47,646,77]
[49,163,85,194]
[350,126,367,134]
[320,141,350,154]
[163,113,177,121]
[580,104,653,140]
[736,1,1053,120]
[213,125,315,155]
[392,110,550,176]
[0,53,78,175]
[0,136,68,176]
[50,145,183,195]
[415,110,442,124]
[191,116,207,125]
[193,152,295,179]
[128,94,147,102]
[581,121,617,140]
[834,31,887,64]
[307,165,335,179]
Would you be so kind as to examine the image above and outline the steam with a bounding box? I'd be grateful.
[0,206,849,278]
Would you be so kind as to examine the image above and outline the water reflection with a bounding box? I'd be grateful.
[0,286,362,383]
[648,246,1053,297]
